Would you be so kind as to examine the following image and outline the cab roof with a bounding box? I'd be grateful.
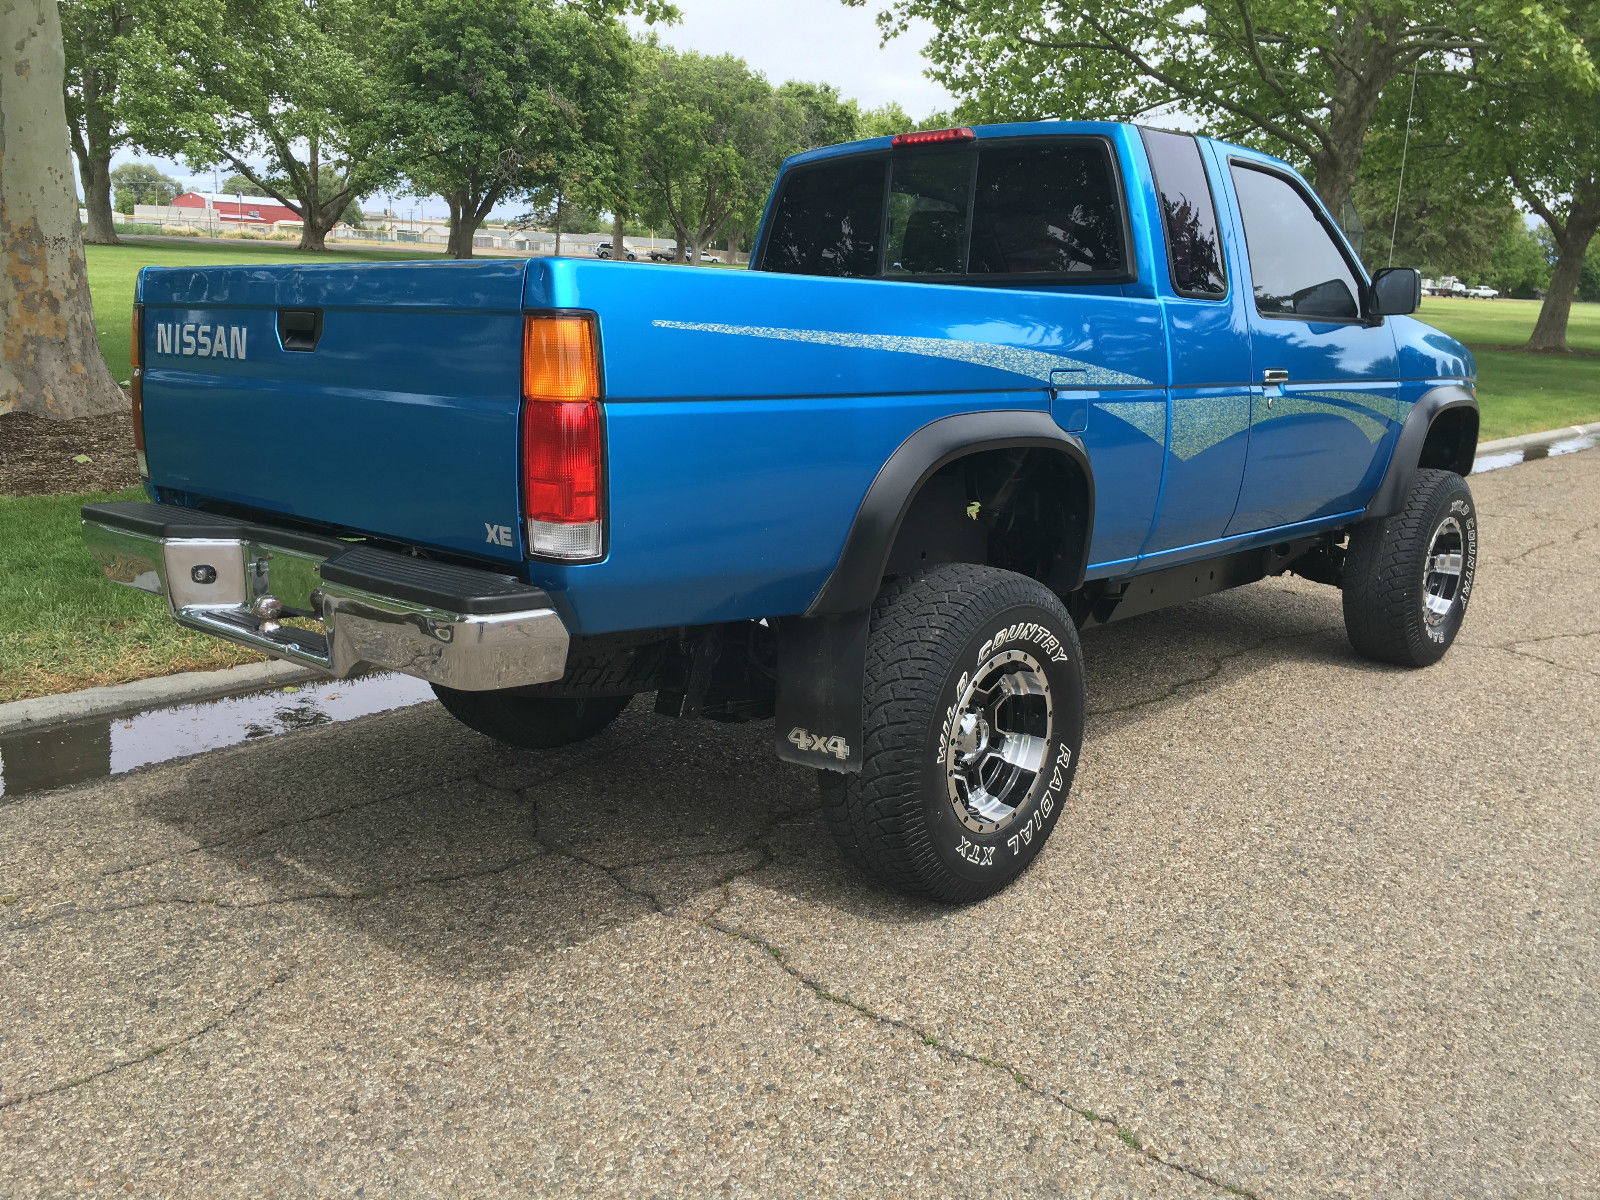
[780,119,1293,178]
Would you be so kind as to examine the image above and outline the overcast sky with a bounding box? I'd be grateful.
[626,0,953,114]
[103,1,955,221]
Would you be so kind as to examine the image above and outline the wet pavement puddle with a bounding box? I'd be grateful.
[1474,430,1600,472]
[0,672,434,799]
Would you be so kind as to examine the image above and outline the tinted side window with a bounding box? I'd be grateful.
[1140,129,1226,297]
[1230,165,1362,320]
[884,152,972,276]
[969,143,1127,275]
[762,157,885,277]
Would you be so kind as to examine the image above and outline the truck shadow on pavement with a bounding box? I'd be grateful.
[15,579,1367,983]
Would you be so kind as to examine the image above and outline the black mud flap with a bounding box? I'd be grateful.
[773,612,868,773]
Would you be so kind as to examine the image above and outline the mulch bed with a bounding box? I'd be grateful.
[0,409,142,497]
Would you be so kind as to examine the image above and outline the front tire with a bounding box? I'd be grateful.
[819,564,1086,903]
[1343,468,1478,666]
[432,687,629,750]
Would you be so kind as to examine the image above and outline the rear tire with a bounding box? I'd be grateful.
[432,687,629,750]
[819,564,1086,903]
[1342,468,1478,667]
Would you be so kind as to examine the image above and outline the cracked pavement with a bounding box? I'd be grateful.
[2,448,1596,1197]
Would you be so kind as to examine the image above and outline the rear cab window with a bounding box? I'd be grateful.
[758,135,1133,285]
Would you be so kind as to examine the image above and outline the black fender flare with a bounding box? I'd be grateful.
[1364,384,1478,520]
[775,410,1094,772]
[805,410,1095,617]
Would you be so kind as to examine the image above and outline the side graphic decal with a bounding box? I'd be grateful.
[651,319,1154,388]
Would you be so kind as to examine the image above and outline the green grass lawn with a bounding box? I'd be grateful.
[0,488,258,701]
[1413,298,1600,441]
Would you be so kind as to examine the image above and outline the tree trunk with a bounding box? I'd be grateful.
[1526,219,1600,352]
[299,220,331,252]
[1,0,126,419]
[443,197,476,258]
[77,149,119,245]
[446,224,475,258]
[611,211,625,258]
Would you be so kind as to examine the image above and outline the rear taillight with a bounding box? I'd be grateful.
[521,313,603,560]
[129,304,148,477]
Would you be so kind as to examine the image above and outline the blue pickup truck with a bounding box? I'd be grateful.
[84,122,1479,902]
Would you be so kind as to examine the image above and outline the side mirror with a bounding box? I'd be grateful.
[1370,267,1421,317]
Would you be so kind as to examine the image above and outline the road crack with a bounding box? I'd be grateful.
[0,970,296,1113]
[1,852,550,933]
[468,766,1254,1196]
[1088,626,1338,718]
[1498,518,1600,565]
[1,742,613,916]
[702,913,1256,1198]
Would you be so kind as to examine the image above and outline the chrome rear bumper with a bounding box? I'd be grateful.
[82,503,570,692]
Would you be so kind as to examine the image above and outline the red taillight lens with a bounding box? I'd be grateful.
[891,127,976,148]
[522,400,601,523]
[129,304,147,472]
[521,314,603,558]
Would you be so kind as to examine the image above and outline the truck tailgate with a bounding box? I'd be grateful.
[137,259,530,565]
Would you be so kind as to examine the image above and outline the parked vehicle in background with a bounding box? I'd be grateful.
[1422,275,1468,297]
[593,242,637,261]
[641,248,720,263]
[1465,285,1499,299]
[84,121,1479,904]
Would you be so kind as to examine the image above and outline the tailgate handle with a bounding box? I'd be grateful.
[277,308,323,352]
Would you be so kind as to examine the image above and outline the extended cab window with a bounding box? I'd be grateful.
[885,152,971,275]
[762,156,885,278]
[1140,129,1226,298]
[968,143,1126,275]
[760,136,1130,282]
[1230,164,1362,320]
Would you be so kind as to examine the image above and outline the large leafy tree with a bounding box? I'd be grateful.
[371,0,635,258]
[110,162,181,213]
[60,0,134,245]
[635,47,792,263]
[130,0,380,250]
[777,81,862,151]
[1487,223,1554,298]
[858,0,1592,214]
[1480,11,1600,350]
[2,0,124,418]
[59,0,212,245]
[854,101,958,139]
[1349,74,1518,277]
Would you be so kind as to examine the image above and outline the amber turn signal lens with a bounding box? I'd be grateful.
[522,314,598,402]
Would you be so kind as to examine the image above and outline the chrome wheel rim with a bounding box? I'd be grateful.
[944,648,1053,834]
[1422,515,1466,627]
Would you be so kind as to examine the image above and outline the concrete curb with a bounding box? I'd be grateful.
[0,661,330,735]
[1476,422,1600,456]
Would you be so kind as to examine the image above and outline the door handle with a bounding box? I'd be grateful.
[1262,368,1289,385]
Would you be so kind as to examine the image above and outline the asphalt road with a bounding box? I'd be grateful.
[2,449,1596,1198]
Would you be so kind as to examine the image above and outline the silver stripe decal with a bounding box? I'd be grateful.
[652,319,1153,387]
